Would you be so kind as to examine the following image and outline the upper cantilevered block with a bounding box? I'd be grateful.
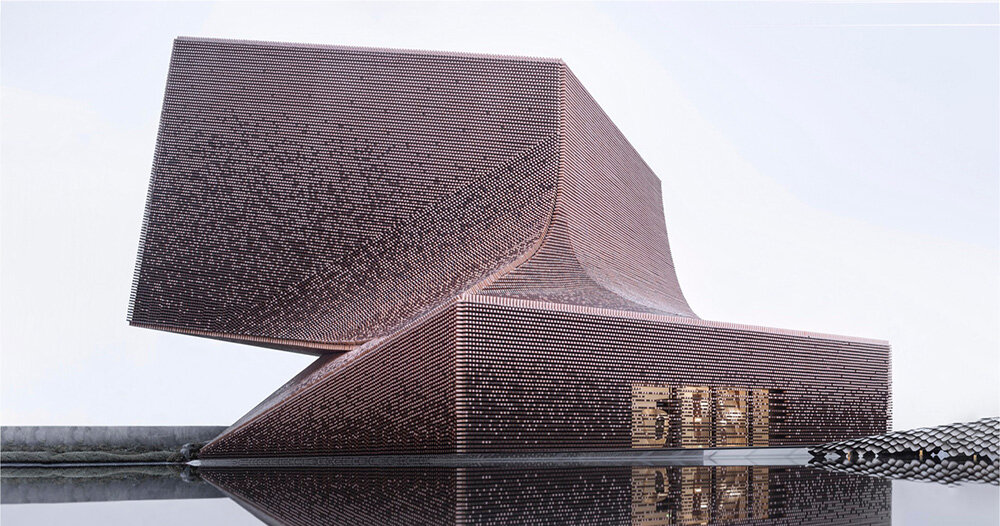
[129,38,695,353]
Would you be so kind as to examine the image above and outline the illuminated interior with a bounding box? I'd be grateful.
[631,385,772,449]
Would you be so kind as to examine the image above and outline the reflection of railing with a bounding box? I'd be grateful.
[632,385,774,449]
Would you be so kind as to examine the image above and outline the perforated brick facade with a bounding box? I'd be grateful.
[199,297,889,458]
[132,38,890,457]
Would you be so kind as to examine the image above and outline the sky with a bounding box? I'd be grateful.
[1,1,997,432]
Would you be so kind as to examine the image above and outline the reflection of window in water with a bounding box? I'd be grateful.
[631,467,770,525]
[680,467,712,524]
[631,385,773,449]
[715,467,748,520]
[631,467,673,526]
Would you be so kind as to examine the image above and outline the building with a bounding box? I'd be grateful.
[129,37,890,458]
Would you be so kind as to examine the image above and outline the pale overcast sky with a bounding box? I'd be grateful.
[1,1,997,431]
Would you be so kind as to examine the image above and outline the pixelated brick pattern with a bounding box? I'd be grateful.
[199,303,459,458]
[129,38,561,350]
[200,297,889,458]
[457,298,889,452]
[479,70,694,316]
[134,39,891,458]
[131,38,700,352]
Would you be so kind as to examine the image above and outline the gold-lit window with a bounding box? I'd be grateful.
[677,386,713,448]
[631,385,673,448]
[631,384,773,449]
[715,389,749,447]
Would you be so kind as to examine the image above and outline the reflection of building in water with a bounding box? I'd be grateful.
[201,466,890,525]
[632,467,770,525]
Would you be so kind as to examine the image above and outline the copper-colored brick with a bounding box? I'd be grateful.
[130,38,890,457]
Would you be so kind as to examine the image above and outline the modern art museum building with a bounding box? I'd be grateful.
[128,37,891,458]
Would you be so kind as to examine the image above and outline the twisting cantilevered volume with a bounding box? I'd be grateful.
[131,38,890,458]
[129,37,693,353]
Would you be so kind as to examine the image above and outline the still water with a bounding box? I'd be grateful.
[2,463,997,525]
